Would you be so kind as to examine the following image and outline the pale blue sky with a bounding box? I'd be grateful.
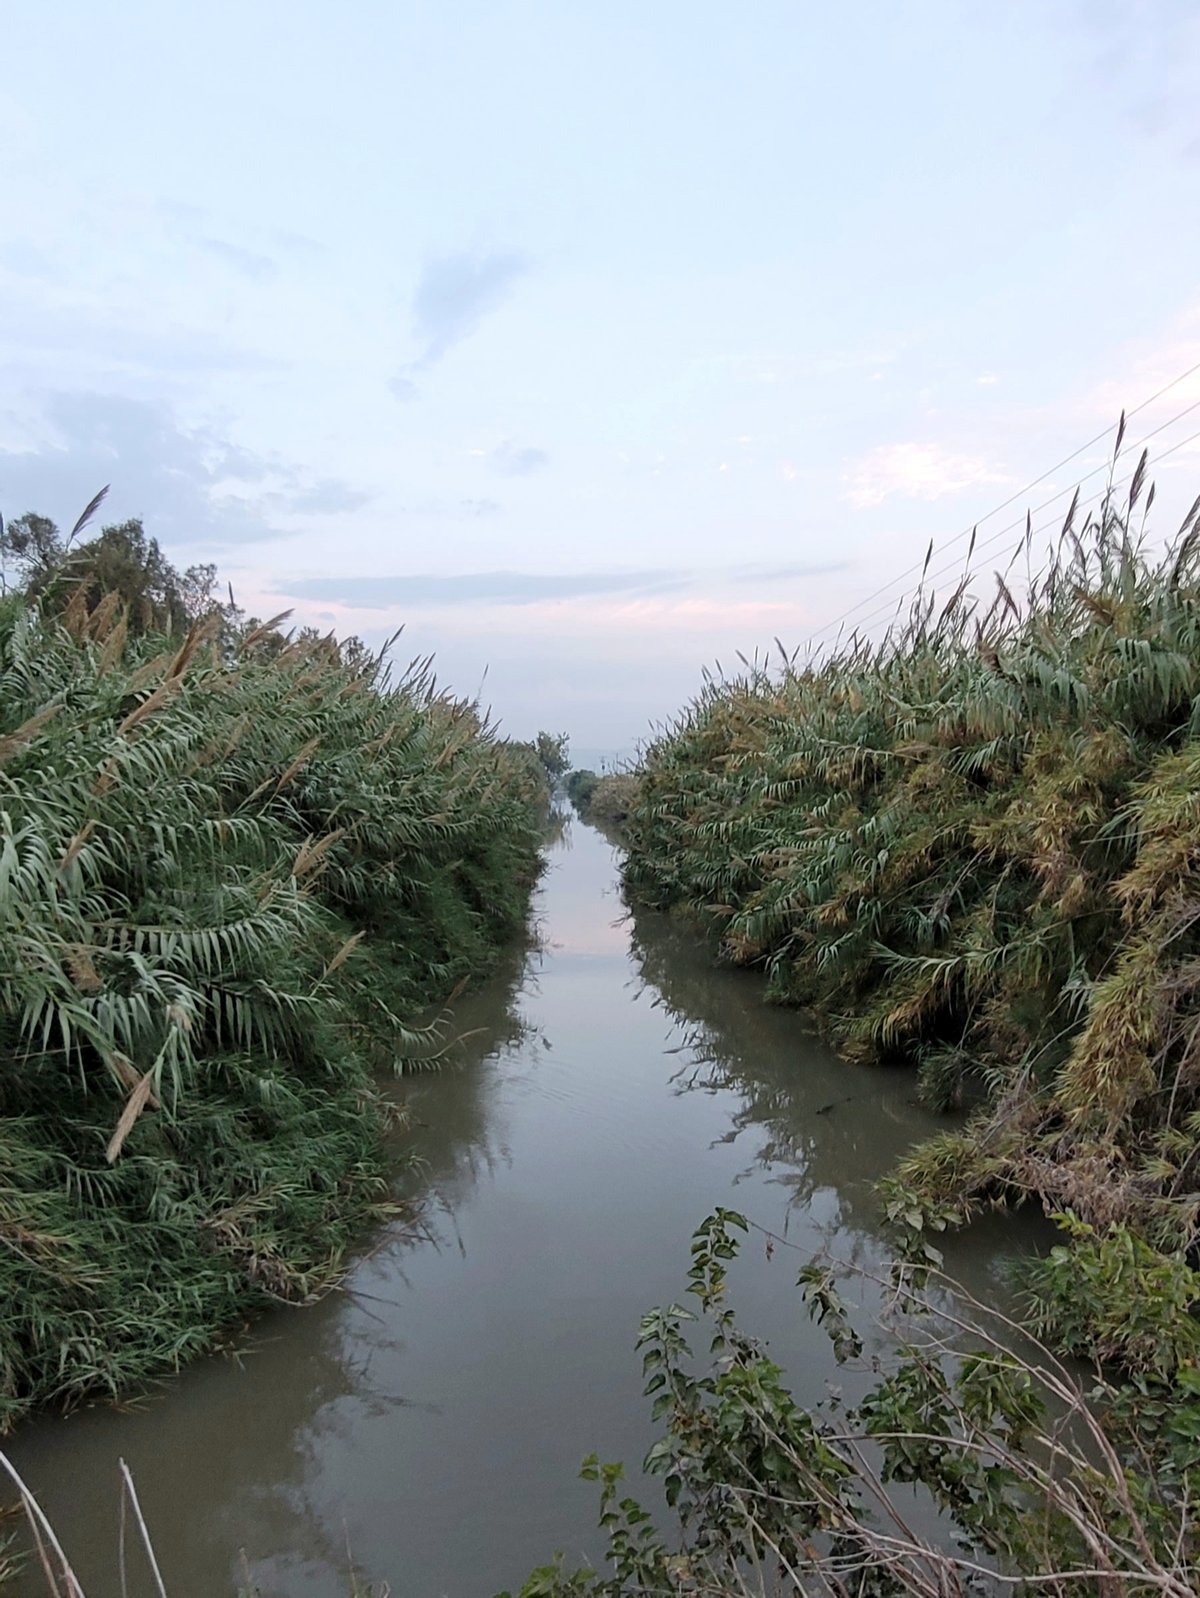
[3,1,1200,748]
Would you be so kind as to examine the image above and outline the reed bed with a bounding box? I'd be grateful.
[0,586,544,1429]
[623,460,1200,1368]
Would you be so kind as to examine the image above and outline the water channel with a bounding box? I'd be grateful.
[7,817,1039,1596]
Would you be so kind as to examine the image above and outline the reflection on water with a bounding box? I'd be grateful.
[7,820,1037,1597]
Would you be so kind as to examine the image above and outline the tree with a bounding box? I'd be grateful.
[535,731,570,783]
[1,484,111,596]
[1,492,236,638]
[0,511,63,594]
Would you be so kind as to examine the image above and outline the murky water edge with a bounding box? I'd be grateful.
[6,819,1043,1597]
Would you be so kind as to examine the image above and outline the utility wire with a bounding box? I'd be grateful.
[810,417,1200,653]
[800,356,1200,654]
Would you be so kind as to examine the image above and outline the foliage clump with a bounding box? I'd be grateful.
[0,505,544,1428]
[566,769,641,830]
[512,1212,1200,1598]
[621,463,1200,1367]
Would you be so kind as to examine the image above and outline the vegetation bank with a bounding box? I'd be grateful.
[619,462,1200,1381]
[0,497,548,1431]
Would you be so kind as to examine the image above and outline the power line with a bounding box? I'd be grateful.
[831,422,1200,647]
[800,356,1200,654]
[833,404,1200,643]
[808,417,1200,652]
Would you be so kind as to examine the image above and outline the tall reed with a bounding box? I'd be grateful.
[623,461,1200,1363]
[0,592,544,1427]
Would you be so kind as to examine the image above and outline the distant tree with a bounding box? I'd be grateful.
[1,490,239,639]
[2,489,377,666]
[37,518,196,633]
[0,511,63,594]
[566,768,599,811]
[1,484,112,596]
[178,560,220,620]
[535,731,570,783]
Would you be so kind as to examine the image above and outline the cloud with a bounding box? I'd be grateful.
[412,250,529,363]
[195,237,278,282]
[0,392,370,548]
[391,249,531,397]
[154,201,281,282]
[1075,6,1200,147]
[1081,296,1200,424]
[0,240,57,280]
[281,569,689,609]
[270,227,326,258]
[844,442,1009,509]
[1,284,287,380]
[275,478,374,514]
[490,439,549,476]
[278,559,848,611]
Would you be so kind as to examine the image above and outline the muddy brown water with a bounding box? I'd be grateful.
[6,819,1043,1596]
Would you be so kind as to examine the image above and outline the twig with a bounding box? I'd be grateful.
[118,1460,168,1598]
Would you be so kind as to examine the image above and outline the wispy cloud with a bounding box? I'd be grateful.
[413,250,529,364]
[490,439,549,476]
[279,559,847,611]
[282,569,688,608]
[154,200,281,282]
[2,288,287,380]
[844,442,1009,509]
[273,478,373,515]
[0,239,57,280]
[1080,296,1200,423]
[0,392,370,547]
[392,249,531,397]
[195,237,278,282]
[270,227,326,258]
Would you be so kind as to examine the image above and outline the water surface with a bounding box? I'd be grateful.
[7,820,1036,1596]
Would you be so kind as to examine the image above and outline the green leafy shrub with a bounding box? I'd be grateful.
[567,770,640,830]
[1024,1212,1200,1378]
[510,1212,1200,1598]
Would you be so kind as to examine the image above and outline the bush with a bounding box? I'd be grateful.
[509,1212,1200,1598]
[567,770,641,830]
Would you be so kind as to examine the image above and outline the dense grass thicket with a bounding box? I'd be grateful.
[622,468,1200,1370]
[0,529,545,1429]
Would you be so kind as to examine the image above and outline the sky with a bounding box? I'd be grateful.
[3,1,1200,756]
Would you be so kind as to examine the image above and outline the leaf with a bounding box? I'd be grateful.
[105,1067,158,1163]
[0,705,61,765]
[68,484,110,545]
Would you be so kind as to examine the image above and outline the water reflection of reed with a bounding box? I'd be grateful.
[622,890,1035,1301]
[7,923,544,1598]
[393,936,542,1185]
